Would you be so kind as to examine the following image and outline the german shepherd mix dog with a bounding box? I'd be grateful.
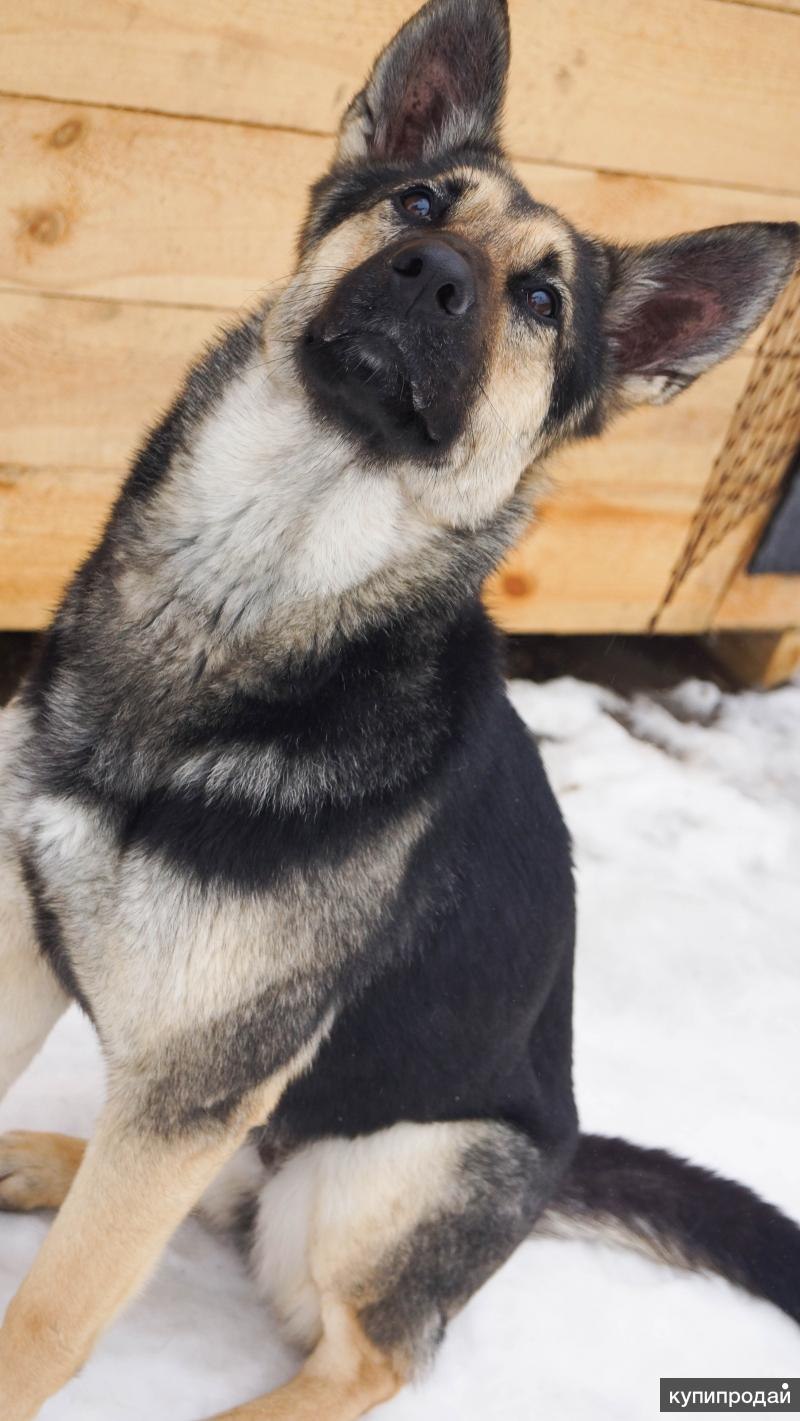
[1,1,799,1416]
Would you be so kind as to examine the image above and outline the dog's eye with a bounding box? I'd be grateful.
[398,188,435,220]
[522,286,560,322]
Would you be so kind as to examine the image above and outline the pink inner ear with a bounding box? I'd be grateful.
[379,55,459,161]
[620,285,726,374]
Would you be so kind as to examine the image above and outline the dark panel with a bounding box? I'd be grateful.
[749,451,800,575]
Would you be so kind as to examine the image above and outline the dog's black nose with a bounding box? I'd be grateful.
[389,239,476,319]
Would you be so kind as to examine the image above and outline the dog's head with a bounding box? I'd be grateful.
[269,0,798,528]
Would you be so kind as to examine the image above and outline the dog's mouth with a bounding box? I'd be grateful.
[300,323,458,458]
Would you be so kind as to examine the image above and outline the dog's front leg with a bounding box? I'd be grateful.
[0,1087,273,1421]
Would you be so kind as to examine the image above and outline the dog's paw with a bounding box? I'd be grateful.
[0,1130,86,1211]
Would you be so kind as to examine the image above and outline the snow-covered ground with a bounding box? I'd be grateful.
[2,675,799,1420]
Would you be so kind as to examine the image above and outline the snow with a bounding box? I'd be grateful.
[2,674,799,1420]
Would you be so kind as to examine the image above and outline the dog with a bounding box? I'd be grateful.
[1,1,798,1416]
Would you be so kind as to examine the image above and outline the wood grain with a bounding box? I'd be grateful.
[0,463,114,628]
[3,94,799,312]
[0,291,226,628]
[484,357,757,634]
[713,573,800,629]
[2,1,799,193]
[0,291,224,468]
[709,628,800,686]
[715,0,800,15]
[0,95,324,306]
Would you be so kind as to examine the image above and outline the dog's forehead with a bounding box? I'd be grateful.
[439,164,577,279]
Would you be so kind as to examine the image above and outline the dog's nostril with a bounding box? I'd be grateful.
[437,280,473,317]
[390,241,476,319]
[393,254,424,279]
[438,282,462,314]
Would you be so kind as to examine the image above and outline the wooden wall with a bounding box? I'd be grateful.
[1,0,799,632]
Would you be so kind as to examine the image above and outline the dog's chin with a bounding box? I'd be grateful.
[299,325,461,461]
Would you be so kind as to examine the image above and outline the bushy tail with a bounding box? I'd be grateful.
[536,1133,800,1325]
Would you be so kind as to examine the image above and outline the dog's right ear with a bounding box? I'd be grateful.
[336,0,510,166]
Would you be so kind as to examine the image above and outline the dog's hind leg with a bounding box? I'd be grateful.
[202,1118,565,1421]
[205,1301,404,1421]
[0,704,68,1105]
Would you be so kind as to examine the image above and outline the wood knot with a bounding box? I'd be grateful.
[50,117,84,149]
[502,572,534,599]
[24,207,69,246]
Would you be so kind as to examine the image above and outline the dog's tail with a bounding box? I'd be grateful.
[536,1133,800,1325]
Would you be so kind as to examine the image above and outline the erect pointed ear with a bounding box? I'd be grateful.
[336,0,510,166]
[604,222,800,407]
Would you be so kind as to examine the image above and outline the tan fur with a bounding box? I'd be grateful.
[244,1120,497,1352]
[454,168,576,275]
[204,1302,404,1421]
[0,703,68,1105]
[19,791,425,1074]
[0,1072,312,1421]
[0,1131,85,1211]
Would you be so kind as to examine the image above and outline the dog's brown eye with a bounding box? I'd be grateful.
[524,287,559,321]
[400,188,434,219]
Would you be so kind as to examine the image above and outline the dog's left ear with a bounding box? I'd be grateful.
[604,221,800,406]
[336,0,510,165]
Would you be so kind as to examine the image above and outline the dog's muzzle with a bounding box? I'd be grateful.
[298,235,487,460]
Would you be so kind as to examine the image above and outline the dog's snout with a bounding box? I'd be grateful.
[389,239,476,319]
[305,233,485,456]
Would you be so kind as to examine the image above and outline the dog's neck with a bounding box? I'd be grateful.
[108,336,528,677]
[123,363,432,629]
[31,319,532,800]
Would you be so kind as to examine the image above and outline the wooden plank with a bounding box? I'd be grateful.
[0,291,223,627]
[656,270,800,632]
[0,96,327,307]
[716,0,800,16]
[505,0,800,195]
[517,164,800,270]
[2,1,799,193]
[3,95,800,312]
[713,573,800,629]
[708,628,800,686]
[0,292,224,468]
[0,464,115,629]
[485,358,755,634]
[0,291,758,632]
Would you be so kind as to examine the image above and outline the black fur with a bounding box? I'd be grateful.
[544,230,612,438]
[17,853,93,1020]
[360,1124,561,1364]
[553,1135,800,1324]
[263,650,578,1151]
